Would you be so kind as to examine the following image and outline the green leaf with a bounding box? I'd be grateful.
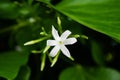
[53,0,120,41]
[59,65,120,80]
[0,2,19,19]
[91,40,105,65]
[0,51,29,79]
[59,66,85,80]
[85,67,120,80]
[14,65,30,80]
[38,0,50,3]
[27,0,33,5]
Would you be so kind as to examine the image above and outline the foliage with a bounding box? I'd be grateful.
[0,0,120,80]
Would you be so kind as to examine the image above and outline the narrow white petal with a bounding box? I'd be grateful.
[60,45,71,58]
[60,30,71,40]
[64,38,77,45]
[49,46,60,57]
[52,25,60,40]
[47,40,57,46]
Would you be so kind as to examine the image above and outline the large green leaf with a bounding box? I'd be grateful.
[59,65,120,80]
[0,51,29,79]
[53,0,120,41]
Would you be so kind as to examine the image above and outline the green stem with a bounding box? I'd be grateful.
[24,36,51,46]
[0,21,28,34]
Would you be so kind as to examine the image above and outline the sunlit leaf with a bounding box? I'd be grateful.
[53,0,120,41]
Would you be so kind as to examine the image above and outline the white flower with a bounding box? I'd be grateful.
[47,26,77,58]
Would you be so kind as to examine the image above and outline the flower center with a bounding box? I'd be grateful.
[58,41,63,45]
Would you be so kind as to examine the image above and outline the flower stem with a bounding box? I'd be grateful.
[24,36,50,46]
[0,21,28,34]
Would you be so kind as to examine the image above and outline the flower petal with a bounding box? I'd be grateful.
[60,30,71,40]
[52,25,60,40]
[64,38,77,45]
[47,40,57,46]
[49,46,60,57]
[60,45,71,58]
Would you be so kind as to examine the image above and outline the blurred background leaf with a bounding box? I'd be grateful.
[14,65,30,80]
[59,65,120,80]
[0,51,29,79]
[91,40,106,66]
[0,2,19,19]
